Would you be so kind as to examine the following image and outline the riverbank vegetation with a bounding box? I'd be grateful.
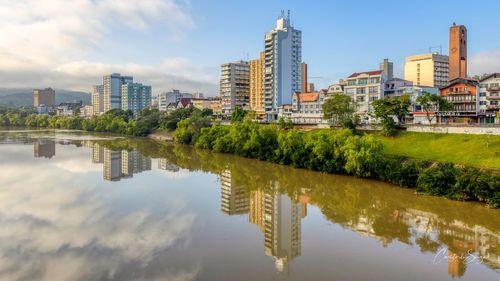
[0,107,212,137]
[172,120,499,207]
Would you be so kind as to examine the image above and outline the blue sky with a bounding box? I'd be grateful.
[1,0,499,95]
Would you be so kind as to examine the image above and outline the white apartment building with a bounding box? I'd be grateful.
[103,73,133,112]
[263,11,302,120]
[344,70,386,121]
[404,53,449,88]
[219,60,250,115]
[479,73,500,124]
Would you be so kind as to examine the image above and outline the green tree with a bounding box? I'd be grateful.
[322,94,358,129]
[231,107,247,123]
[372,98,397,136]
[391,95,411,125]
[416,92,452,124]
[277,117,293,130]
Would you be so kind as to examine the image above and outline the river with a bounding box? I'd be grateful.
[0,130,498,281]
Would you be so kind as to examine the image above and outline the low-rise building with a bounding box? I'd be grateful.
[344,70,386,122]
[291,91,325,123]
[158,90,192,111]
[439,78,479,123]
[80,105,94,118]
[192,98,212,110]
[479,73,500,124]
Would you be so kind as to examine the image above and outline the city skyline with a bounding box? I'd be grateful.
[1,0,500,95]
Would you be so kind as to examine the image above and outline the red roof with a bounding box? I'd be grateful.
[347,70,383,78]
[295,92,319,102]
[178,98,192,107]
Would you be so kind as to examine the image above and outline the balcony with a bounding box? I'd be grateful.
[487,86,500,92]
[450,99,476,103]
[487,105,500,110]
[486,95,500,100]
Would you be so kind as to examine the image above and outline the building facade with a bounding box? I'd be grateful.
[33,88,55,107]
[404,53,449,88]
[263,12,302,120]
[344,70,386,121]
[479,73,500,124]
[439,78,479,123]
[219,60,250,115]
[291,91,325,123]
[250,52,265,117]
[121,82,152,115]
[91,85,104,115]
[158,90,193,111]
[103,73,133,112]
[449,23,467,81]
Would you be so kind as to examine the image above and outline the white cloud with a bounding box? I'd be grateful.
[469,48,500,76]
[0,0,219,94]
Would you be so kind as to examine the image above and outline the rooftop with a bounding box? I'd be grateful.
[347,70,383,78]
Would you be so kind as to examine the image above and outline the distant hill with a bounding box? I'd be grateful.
[0,88,90,107]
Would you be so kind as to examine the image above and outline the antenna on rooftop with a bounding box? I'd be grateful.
[428,45,443,54]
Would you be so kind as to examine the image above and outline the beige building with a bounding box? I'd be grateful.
[91,85,104,115]
[33,88,55,107]
[250,52,265,117]
[404,53,449,88]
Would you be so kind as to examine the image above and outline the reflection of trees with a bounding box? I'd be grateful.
[78,139,500,275]
[143,143,500,275]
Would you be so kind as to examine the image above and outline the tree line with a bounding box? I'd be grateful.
[172,119,499,208]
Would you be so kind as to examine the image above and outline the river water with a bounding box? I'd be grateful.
[0,130,498,281]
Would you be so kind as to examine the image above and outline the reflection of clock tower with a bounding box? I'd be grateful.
[449,23,467,81]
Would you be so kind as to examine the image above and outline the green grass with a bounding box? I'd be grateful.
[374,132,500,169]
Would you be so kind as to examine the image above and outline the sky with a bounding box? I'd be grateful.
[1,0,500,96]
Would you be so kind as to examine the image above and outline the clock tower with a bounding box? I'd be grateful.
[449,23,467,81]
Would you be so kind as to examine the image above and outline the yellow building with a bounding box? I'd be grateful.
[249,52,265,118]
[404,53,449,88]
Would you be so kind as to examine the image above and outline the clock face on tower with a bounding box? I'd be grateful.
[451,47,457,53]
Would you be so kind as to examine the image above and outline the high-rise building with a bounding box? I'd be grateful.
[33,88,55,107]
[263,11,302,120]
[219,61,250,115]
[449,23,467,81]
[301,63,308,92]
[103,73,133,112]
[404,53,449,88]
[91,85,104,115]
[379,58,394,80]
[121,82,152,115]
[250,52,265,116]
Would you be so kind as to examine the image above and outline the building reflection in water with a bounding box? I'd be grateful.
[158,158,180,172]
[91,143,152,181]
[34,139,55,158]
[219,169,307,274]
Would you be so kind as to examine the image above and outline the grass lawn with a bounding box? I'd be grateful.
[374,131,500,169]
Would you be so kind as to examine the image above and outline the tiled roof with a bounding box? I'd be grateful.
[347,70,383,78]
[296,92,319,102]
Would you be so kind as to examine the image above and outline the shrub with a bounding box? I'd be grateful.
[417,163,457,196]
